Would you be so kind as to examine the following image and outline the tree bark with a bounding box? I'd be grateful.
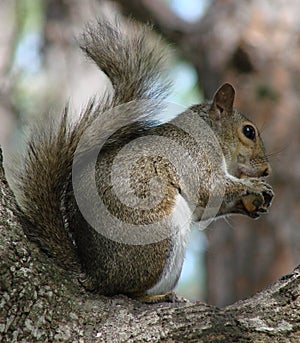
[1,146,300,342]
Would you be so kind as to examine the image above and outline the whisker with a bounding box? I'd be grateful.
[264,145,290,161]
[259,120,269,134]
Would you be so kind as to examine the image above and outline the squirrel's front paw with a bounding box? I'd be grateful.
[241,180,274,218]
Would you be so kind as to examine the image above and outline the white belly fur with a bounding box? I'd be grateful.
[146,194,192,295]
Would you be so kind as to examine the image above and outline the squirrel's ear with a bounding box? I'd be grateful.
[210,83,235,118]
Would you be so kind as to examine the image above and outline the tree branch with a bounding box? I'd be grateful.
[108,0,217,96]
[113,0,189,42]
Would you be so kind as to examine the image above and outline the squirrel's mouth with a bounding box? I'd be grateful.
[239,172,251,179]
[238,168,269,179]
[237,166,259,179]
[237,161,271,179]
[237,167,253,179]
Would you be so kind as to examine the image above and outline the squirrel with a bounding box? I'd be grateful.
[14,19,274,301]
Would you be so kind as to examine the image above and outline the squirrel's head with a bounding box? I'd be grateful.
[207,83,271,179]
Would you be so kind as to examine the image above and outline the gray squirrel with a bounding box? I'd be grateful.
[15,19,273,301]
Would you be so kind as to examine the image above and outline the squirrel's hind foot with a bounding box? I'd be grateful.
[134,291,187,304]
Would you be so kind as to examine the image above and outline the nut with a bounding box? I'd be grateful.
[242,194,258,213]
[239,173,258,213]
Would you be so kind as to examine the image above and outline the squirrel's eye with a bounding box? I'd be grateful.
[242,125,256,141]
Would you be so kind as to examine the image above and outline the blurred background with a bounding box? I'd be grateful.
[1,0,299,307]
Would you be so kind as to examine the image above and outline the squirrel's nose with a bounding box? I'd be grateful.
[261,165,271,177]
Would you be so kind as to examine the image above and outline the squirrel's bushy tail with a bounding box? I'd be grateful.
[80,19,171,106]
[17,108,78,269]
[16,19,172,269]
